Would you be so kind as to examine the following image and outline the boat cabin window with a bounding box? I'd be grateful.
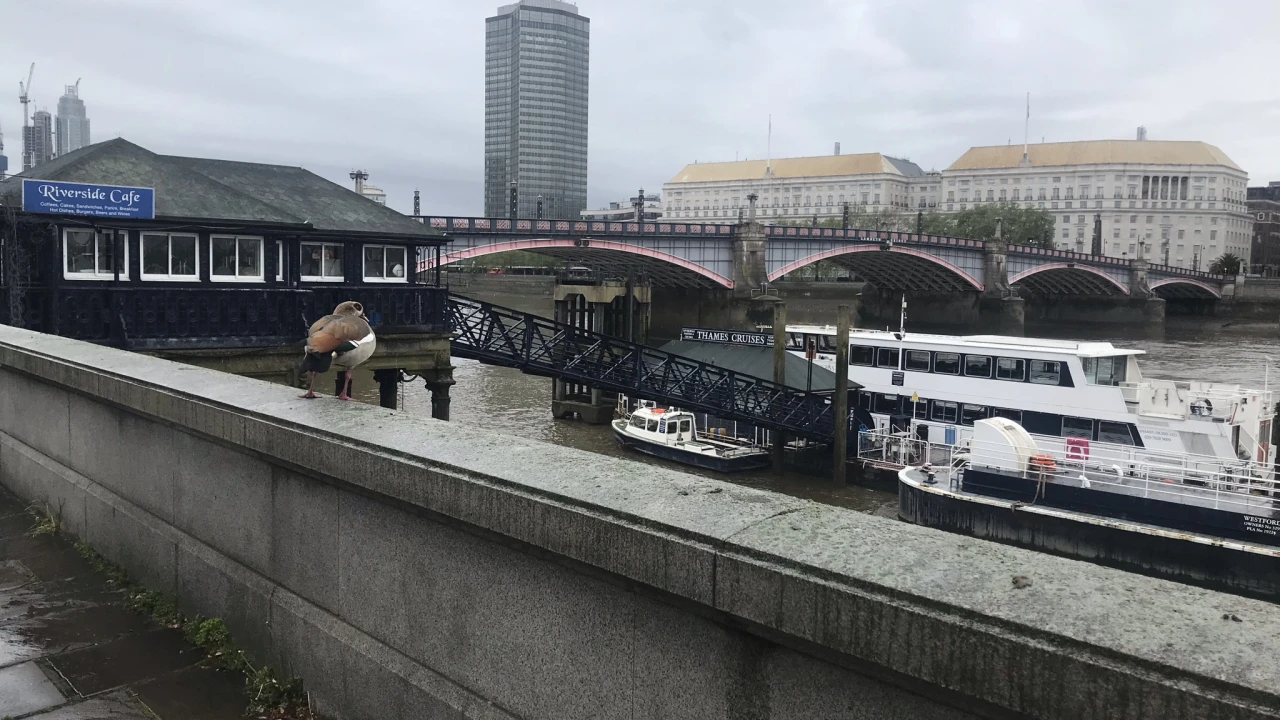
[850,345,874,366]
[934,352,960,375]
[910,398,928,419]
[876,348,899,369]
[646,419,659,432]
[965,355,993,378]
[1083,356,1128,386]
[905,351,930,371]
[666,420,679,433]
[873,394,901,414]
[629,416,644,429]
[960,404,987,426]
[992,408,1023,423]
[679,419,692,434]
[1029,360,1061,385]
[931,401,959,424]
[857,392,872,410]
[786,333,804,350]
[996,358,1026,381]
[1098,421,1135,445]
[1062,416,1093,439]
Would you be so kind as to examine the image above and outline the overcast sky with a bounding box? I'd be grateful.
[3,0,1279,215]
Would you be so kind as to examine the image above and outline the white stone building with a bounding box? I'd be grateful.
[942,140,1251,269]
[661,153,940,224]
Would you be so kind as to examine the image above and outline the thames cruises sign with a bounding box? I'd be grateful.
[23,179,155,219]
[680,327,774,347]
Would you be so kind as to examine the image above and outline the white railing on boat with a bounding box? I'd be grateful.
[1121,379,1272,423]
[870,427,1278,514]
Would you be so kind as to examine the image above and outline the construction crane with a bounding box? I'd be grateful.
[18,63,34,170]
[18,63,33,128]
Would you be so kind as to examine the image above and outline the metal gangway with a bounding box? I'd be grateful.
[446,294,838,441]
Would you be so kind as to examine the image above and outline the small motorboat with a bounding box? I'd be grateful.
[612,404,771,473]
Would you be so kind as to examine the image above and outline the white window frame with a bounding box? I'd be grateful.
[209,235,265,282]
[362,244,409,283]
[300,241,346,282]
[140,232,200,282]
[62,228,130,281]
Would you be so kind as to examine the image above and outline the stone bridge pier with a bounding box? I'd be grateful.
[552,278,651,422]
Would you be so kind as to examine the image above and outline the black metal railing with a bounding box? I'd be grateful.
[447,293,838,441]
[9,285,450,350]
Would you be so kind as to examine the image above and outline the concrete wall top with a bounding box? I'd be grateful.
[1,325,1278,717]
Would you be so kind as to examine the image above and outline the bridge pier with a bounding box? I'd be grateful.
[551,280,649,424]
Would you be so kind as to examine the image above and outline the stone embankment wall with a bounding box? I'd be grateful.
[1,326,1278,719]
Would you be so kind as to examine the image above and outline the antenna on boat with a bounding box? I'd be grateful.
[898,295,907,337]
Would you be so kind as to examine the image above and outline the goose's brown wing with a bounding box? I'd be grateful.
[306,314,372,353]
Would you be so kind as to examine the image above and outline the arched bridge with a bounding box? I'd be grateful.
[413,216,1226,299]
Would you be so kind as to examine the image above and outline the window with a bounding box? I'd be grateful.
[851,345,874,366]
[1082,356,1127,386]
[930,401,959,424]
[933,352,960,374]
[64,229,128,280]
[960,404,987,426]
[646,419,658,432]
[679,419,692,434]
[1062,417,1093,440]
[630,416,645,429]
[996,358,1025,381]
[300,242,345,281]
[992,408,1022,423]
[363,245,408,282]
[211,236,264,281]
[876,348,899,368]
[1099,421,1134,445]
[905,350,931,371]
[965,355,992,377]
[873,394,901,414]
[1029,360,1061,385]
[141,233,198,280]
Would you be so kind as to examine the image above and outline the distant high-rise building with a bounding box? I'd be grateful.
[56,83,91,157]
[484,0,589,219]
[23,110,54,170]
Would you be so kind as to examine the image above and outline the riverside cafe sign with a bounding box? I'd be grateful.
[22,179,155,219]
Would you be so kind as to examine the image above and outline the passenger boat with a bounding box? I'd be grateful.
[612,404,771,472]
[784,326,1275,473]
[892,417,1280,599]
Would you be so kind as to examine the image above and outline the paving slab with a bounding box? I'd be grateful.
[0,660,65,716]
[0,485,252,719]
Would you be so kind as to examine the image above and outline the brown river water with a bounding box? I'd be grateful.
[340,292,1280,516]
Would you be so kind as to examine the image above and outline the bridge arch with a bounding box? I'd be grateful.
[768,245,983,293]
[419,238,734,289]
[1009,263,1129,296]
[1150,277,1222,299]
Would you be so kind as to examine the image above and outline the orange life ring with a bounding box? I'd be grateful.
[1028,454,1057,471]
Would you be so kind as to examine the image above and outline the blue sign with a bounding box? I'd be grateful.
[23,179,155,219]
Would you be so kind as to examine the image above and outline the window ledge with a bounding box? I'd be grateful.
[210,276,266,283]
[141,275,201,282]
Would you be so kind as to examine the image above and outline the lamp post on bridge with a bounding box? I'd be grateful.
[536,195,544,220]
[509,180,518,220]
[633,188,645,223]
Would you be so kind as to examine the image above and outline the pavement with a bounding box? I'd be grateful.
[0,485,248,719]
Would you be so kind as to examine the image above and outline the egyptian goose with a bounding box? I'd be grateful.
[299,301,377,400]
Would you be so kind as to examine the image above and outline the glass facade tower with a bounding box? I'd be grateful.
[484,0,589,220]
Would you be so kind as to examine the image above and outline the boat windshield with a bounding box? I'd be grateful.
[1082,356,1128,386]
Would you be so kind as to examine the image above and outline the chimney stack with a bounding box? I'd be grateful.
[1136,126,1148,141]
[834,142,841,156]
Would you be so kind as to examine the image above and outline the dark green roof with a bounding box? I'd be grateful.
[0,138,436,239]
[657,340,854,393]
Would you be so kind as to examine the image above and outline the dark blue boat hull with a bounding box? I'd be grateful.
[963,468,1280,548]
[613,427,771,472]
